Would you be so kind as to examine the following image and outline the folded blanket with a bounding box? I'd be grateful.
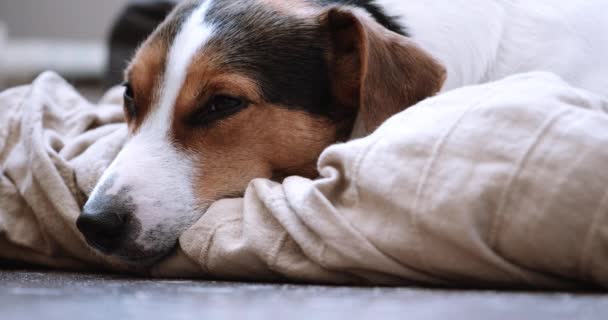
[1,71,607,289]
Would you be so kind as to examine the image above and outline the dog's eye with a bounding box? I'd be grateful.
[123,82,136,119]
[208,95,247,112]
[190,95,249,127]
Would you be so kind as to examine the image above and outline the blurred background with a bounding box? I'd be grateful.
[0,0,174,101]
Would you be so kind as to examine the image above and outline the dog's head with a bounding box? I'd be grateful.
[77,0,445,264]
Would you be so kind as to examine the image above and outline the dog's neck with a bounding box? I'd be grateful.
[373,0,507,92]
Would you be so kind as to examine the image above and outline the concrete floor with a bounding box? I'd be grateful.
[0,270,607,320]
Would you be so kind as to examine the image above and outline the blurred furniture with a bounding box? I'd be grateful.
[105,1,176,87]
[0,1,177,91]
[0,0,129,91]
[0,21,6,88]
[0,38,106,87]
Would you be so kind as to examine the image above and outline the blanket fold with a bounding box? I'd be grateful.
[1,71,607,288]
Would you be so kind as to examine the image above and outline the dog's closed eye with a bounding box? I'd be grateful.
[188,94,250,128]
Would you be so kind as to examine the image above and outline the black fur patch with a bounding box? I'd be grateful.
[158,0,407,117]
[316,0,407,35]
[204,0,333,116]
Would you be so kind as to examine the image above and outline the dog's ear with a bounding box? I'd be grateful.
[320,7,446,138]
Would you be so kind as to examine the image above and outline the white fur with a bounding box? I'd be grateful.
[375,0,608,95]
[151,0,215,133]
[88,0,216,252]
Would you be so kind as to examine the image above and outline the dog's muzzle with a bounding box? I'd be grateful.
[76,193,135,254]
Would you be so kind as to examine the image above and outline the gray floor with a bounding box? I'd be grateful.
[1,270,607,320]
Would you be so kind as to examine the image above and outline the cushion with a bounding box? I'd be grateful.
[1,71,607,288]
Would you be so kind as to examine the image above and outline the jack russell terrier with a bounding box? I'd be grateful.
[77,0,608,264]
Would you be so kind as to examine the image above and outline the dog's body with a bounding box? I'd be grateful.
[387,0,608,93]
[76,0,608,264]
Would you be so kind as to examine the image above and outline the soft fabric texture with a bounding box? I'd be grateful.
[1,71,607,289]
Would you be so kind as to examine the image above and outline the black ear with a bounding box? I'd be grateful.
[320,7,446,138]
[105,1,177,87]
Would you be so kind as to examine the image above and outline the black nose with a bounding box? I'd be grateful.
[76,209,127,254]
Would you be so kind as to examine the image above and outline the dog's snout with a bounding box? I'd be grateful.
[77,205,128,254]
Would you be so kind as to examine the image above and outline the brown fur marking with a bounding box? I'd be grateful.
[125,38,169,132]
[167,45,338,205]
[125,0,446,207]
[174,100,337,204]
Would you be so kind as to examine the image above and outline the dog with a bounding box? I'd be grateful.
[77,0,608,263]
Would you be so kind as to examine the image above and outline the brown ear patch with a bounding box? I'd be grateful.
[323,7,446,138]
[325,9,364,110]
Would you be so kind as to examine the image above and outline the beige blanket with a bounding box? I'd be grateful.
[1,71,608,289]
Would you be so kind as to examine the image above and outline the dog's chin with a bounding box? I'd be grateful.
[113,253,167,266]
[109,252,169,267]
[99,243,178,267]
